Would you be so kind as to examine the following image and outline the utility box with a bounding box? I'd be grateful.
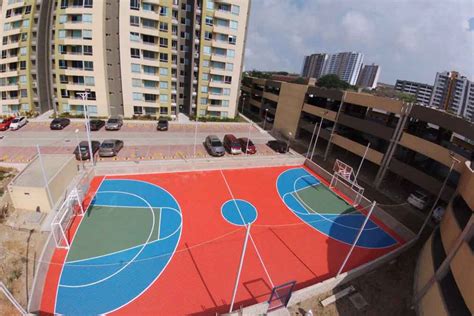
[8,154,78,213]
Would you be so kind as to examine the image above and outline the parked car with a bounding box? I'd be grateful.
[238,137,256,154]
[157,119,169,131]
[223,134,242,154]
[0,117,14,131]
[9,116,27,130]
[99,139,124,157]
[105,116,123,131]
[204,135,225,157]
[267,140,289,153]
[73,140,101,160]
[50,118,71,130]
[407,190,431,210]
[89,119,105,131]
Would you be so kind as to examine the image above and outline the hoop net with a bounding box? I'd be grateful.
[51,188,85,249]
[330,159,364,207]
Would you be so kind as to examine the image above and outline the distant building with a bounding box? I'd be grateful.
[301,51,364,86]
[430,71,474,122]
[301,53,328,79]
[395,80,433,105]
[357,64,380,90]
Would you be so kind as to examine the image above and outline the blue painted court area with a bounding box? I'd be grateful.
[277,168,397,248]
[221,199,258,226]
[55,179,182,315]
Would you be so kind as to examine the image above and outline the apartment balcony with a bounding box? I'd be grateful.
[0,84,19,91]
[67,98,97,106]
[210,54,228,63]
[211,39,234,50]
[210,68,227,76]
[214,9,233,20]
[207,105,227,112]
[209,80,229,88]
[1,56,20,64]
[212,25,237,36]
[61,22,87,30]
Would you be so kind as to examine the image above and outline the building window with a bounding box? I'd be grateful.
[59,15,67,24]
[205,16,213,26]
[133,92,142,101]
[84,61,93,70]
[201,86,208,93]
[82,29,92,40]
[83,14,92,23]
[159,68,168,76]
[204,31,212,40]
[160,94,168,102]
[160,107,168,114]
[159,81,168,89]
[159,53,168,62]
[230,20,238,30]
[200,98,207,105]
[159,37,168,48]
[133,106,143,115]
[130,0,140,10]
[58,30,66,39]
[20,61,27,70]
[83,45,93,55]
[207,0,214,10]
[130,48,140,58]
[222,100,229,107]
[231,5,240,15]
[203,46,211,55]
[130,32,140,42]
[160,6,168,16]
[202,73,209,81]
[227,49,235,58]
[130,15,139,26]
[159,22,168,32]
[228,36,237,45]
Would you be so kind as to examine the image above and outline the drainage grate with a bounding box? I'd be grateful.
[349,293,368,310]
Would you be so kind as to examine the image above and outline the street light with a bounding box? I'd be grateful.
[245,122,252,155]
[240,95,246,114]
[287,132,292,152]
[263,108,269,130]
[74,129,83,169]
[77,89,94,165]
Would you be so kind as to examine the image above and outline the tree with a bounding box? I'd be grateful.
[398,93,417,103]
[316,74,351,90]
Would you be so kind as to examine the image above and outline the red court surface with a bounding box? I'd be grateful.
[40,165,404,315]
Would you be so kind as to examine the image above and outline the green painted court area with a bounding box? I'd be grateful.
[294,184,355,215]
[67,206,161,262]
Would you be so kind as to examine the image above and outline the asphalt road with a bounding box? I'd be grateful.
[0,121,274,147]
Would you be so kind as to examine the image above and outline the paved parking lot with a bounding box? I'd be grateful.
[0,121,278,163]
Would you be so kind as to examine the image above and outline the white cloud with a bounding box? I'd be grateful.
[244,0,474,83]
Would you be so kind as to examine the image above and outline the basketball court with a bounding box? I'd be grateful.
[40,163,407,315]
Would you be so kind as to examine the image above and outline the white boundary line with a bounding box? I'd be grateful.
[54,174,108,313]
[59,190,156,288]
[219,170,247,226]
[275,168,398,250]
[220,199,258,227]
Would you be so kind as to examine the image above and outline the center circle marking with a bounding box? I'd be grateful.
[221,199,258,226]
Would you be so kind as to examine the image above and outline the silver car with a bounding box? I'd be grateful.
[99,139,124,157]
[205,135,225,157]
[105,116,123,131]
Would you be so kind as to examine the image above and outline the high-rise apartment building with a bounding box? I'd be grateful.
[301,51,365,86]
[0,0,39,115]
[0,0,250,119]
[322,51,364,85]
[395,79,433,105]
[430,71,474,122]
[301,53,328,79]
[356,63,380,90]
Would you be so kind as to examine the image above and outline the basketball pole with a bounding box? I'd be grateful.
[229,223,251,313]
[310,119,323,159]
[336,201,376,277]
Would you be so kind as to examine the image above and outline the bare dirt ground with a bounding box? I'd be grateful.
[288,234,428,316]
[0,167,48,313]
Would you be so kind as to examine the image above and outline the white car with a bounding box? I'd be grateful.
[9,116,27,130]
[407,190,430,210]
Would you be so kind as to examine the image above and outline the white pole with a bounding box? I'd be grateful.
[310,120,323,159]
[337,201,377,277]
[193,121,198,158]
[263,109,268,130]
[75,129,83,169]
[353,142,370,188]
[245,122,252,155]
[305,122,318,159]
[417,156,459,238]
[229,224,251,313]
[287,132,292,153]
[37,145,54,208]
[79,90,94,165]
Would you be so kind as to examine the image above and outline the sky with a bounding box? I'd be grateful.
[243,0,474,85]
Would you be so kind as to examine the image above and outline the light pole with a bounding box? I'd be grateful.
[310,119,324,160]
[74,129,83,169]
[353,142,370,187]
[263,108,269,130]
[417,153,460,238]
[240,95,246,114]
[287,132,292,153]
[305,122,318,159]
[77,89,94,165]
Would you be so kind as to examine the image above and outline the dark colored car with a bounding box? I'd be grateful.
[73,140,101,160]
[105,117,123,131]
[157,119,169,131]
[89,119,105,131]
[99,139,124,157]
[223,134,242,155]
[238,137,256,154]
[0,117,14,131]
[50,118,71,130]
[267,140,289,153]
[204,135,225,157]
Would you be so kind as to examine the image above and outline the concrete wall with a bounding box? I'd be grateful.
[273,82,307,137]
[9,186,50,213]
